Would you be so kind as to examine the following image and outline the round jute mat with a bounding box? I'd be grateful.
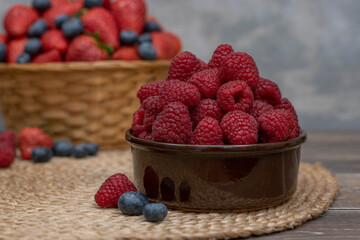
[0,150,338,240]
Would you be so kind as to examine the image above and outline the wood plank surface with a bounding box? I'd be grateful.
[248,132,360,239]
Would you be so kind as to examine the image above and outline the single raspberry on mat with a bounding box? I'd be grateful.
[138,131,153,141]
[217,80,254,113]
[221,110,258,145]
[208,44,234,69]
[152,102,192,144]
[166,51,202,82]
[137,81,164,103]
[188,68,222,99]
[249,100,274,121]
[190,117,223,145]
[221,52,259,89]
[94,173,137,208]
[258,109,297,143]
[275,97,298,121]
[0,143,15,168]
[254,78,282,106]
[191,99,223,128]
[159,80,200,109]
[198,58,208,70]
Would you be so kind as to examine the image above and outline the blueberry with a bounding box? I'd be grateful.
[17,53,31,64]
[32,147,53,163]
[33,0,51,12]
[24,38,42,55]
[83,142,99,156]
[84,0,103,8]
[55,14,71,29]
[138,42,157,60]
[53,140,73,157]
[62,18,84,39]
[138,33,152,44]
[119,31,138,46]
[143,203,168,222]
[0,43,6,62]
[73,145,87,158]
[28,20,48,37]
[118,192,149,216]
[144,21,161,32]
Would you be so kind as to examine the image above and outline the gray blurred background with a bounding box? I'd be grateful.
[1,0,359,131]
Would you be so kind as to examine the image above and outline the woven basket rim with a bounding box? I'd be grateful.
[0,60,171,72]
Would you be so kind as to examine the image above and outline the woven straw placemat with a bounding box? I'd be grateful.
[0,150,338,240]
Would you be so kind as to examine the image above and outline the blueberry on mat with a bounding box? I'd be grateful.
[118,192,149,216]
[83,142,99,156]
[53,141,73,157]
[32,147,53,163]
[143,203,168,222]
[73,145,88,158]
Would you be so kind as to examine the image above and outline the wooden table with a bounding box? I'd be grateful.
[254,132,360,239]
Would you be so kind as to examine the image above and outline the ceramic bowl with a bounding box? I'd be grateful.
[126,129,307,212]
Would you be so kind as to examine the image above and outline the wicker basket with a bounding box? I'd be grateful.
[0,61,170,149]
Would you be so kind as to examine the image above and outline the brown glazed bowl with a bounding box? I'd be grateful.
[126,129,307,212]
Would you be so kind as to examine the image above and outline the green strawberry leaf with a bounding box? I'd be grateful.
[87,31,114,55]
[43,129,54,137]
[74,9,88,18]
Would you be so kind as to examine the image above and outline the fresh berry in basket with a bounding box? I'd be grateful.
[131,44,301,145]
[0,43,7,62]
[143,203,168,222]
[1,0,181,63]
[95,173,137,208]
[65,35,109,61]
[18,127,53,160]
[118,191,149,216]
[32,147,53,163]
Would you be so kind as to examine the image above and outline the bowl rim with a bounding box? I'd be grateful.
[126,129,307,154]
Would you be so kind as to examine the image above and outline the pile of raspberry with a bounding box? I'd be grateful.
[132,44,300,145]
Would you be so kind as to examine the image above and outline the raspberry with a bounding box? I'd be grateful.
[217,80,254,113]
[159,80,200,109]
[142,95,164,117]
[137,81,164,103]
[190,117,223,145]
[166,51,202,82]
[198,58,208,70]
[289,122,301,139]
[254,78,282,106]
[94,173,137,208]
[0,130,16,151]
[152,102,192,144]
[138,131,153,140]
[258,109,297,143]
[208,44,234,69]
[221,52,259,89]
[191,99,223,128]
[188,68,222,99]
[275,97,298,121]
[132,108,147,136]
[221,111,258,145]
[249,100,274,121]
[0,143,15,168]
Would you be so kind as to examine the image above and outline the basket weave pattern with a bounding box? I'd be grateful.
[0,61,170,149]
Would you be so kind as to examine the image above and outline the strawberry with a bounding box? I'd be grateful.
[18,127,53,160]
[6,38,28,63]
[112,46,140,60]
[164,31,182,57]
[50,0,84,6]
[65,35,109,62]
[81,7,119,50]
[151,32,173,60]
[41,29,69,54]
[4,5,39,38]
[42,1,83,28]
[0,34,8,44]
[111,0,146,34]
[33,49,62,63]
